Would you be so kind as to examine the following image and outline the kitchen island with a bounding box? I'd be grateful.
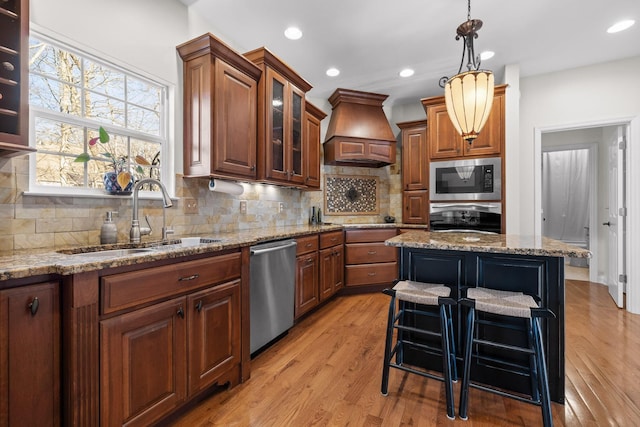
[385,231,591,404]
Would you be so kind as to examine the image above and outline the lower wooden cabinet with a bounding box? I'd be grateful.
[0,281,60,427]
[345,228,398,289]
[403,190,429,224]
[99,252,243,427]
[319,231,344,301]
[295,235,319,319]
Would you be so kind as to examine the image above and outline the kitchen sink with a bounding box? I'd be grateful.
[64,248,156,258]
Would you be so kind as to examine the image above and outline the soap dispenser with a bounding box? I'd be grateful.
[100,211,118,244]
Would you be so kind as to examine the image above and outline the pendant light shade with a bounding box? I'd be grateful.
[440,0,495,143]
[444,70,494,142]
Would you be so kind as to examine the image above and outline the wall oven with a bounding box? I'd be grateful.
[429,157,501,201]
[429,202,502,234]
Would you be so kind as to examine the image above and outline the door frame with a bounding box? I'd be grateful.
[540,142,598,283]
[533,116,640,314]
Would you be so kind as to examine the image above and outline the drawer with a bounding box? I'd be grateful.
[296,234,318,255]
[101,252,241,314]
[345,242,397,264]
[345,228,397,243]
[345,262,398,286]
[319,230,343,249]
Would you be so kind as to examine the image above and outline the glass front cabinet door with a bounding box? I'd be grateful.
[266,67,305,185]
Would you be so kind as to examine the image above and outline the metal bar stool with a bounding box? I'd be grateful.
[381,280,457,420]
[458,287,556,427]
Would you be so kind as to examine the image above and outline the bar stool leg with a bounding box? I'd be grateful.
[381,292,396,396]
[439,304,455,420]
[527,318,540,402]
[532,317,553,427]
[458,306,475,420]
[446,304,458,382]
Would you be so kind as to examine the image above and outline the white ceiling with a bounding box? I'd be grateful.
[179,0,640,107]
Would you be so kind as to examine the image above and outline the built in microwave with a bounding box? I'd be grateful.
[429,157,501,201]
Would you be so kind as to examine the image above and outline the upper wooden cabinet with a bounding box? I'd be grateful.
[398,120,428,191]
[422,84,506,160]
[177,33,262,180]
[304,101,327,190]
[0,0,36,157]
[244,47,312,187]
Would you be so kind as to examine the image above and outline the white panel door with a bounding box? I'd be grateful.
[606,126,625,307]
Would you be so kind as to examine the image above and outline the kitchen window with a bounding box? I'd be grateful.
[27,32,170,196]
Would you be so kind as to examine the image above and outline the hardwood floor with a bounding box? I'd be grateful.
[168,280,640,426]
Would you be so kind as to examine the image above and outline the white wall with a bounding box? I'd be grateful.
[518,56,640,234]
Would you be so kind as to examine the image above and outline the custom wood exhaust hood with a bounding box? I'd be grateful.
[323,88,396,168]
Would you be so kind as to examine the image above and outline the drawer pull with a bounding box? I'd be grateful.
[306,243,313,247]
[368,250,377,255]
[177,306,185,319]
[306,257,314,264]
[330,237,337,242]
[368,272,377,276]
[28,297,39,316]
[195,300,203,312]
[178,274,199,282]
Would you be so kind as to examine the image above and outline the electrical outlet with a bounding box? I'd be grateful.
[184,198,198,214]
[279,202,285,213]
[240,200,247,214]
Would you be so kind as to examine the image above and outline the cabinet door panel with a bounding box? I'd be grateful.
[403,190,429,224]
[289,85,305,184]
[266,68,288,181]
[402,124,428,190]
[187,280,241,395]
[428,104,461,159]
[295,252,319,318]
[214,59,258,178]
[0,282,59,427]
[101,297,187,427]
[304,110,321,188]
[463,91,503,157]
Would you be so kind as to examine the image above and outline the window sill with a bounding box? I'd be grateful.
[23,191,177,202]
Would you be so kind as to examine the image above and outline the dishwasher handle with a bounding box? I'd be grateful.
[250,241,297,256]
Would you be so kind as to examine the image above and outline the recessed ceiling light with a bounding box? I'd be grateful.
[326,67,340,77]
[399,68,414,78]
[284,26,303,40]
[480,51,495,61]
[607,19,635,33]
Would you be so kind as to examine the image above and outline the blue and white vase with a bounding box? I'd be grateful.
[103,171,133,195]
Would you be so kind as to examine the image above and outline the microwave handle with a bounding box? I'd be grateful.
[430,203,502,213]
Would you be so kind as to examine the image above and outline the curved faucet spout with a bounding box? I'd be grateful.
[130,178,173,243]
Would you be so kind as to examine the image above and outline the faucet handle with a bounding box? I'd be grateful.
[162,227,174,241]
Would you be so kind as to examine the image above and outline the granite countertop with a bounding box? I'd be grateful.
[0,224,343,281]
[385,230,592,258]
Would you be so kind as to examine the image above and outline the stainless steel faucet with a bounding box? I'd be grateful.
[130,178,174,243]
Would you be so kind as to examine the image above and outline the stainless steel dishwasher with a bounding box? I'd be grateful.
[249,239,297,354]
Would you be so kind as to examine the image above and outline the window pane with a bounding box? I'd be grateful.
[85,92,126,126]
[30,75,82,115]
[131,139,161,181]
[35,118,85,156]
[128,77,161,110]
[29,38,82,85]
[36,153,85,187]
[127,105,160,135]
[84,59,125,99]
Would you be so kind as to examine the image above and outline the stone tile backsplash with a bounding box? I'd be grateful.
[0,145,402,252]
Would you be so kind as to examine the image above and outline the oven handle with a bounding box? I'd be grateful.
[429,203,502,214]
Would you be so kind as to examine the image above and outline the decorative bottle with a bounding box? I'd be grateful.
[100,211,118,244]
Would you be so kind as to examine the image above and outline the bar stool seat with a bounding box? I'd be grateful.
[459,287,555,427]
[381,280,457,420]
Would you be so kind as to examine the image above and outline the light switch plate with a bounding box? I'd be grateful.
[240,200,247,214]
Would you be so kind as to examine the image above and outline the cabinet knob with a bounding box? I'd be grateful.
[177,306,185,319]
[250,165,256,171]
[28,297,39,316]
[195,300,203,312]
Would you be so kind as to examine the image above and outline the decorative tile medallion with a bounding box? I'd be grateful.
[324,175,379,215]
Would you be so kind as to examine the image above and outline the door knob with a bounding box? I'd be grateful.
[603,221,611,226]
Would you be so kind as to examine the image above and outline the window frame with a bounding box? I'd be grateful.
[27,30,174,199]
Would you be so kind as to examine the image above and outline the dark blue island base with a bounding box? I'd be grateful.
[397,247,565,403]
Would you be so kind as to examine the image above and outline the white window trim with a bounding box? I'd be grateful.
[27,28,176,199]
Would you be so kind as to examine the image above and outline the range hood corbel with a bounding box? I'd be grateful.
[323,88,396,168]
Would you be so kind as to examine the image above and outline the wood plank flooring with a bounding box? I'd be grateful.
[167,280,640,426]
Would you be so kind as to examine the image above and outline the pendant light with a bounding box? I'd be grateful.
[440,0,494,143]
